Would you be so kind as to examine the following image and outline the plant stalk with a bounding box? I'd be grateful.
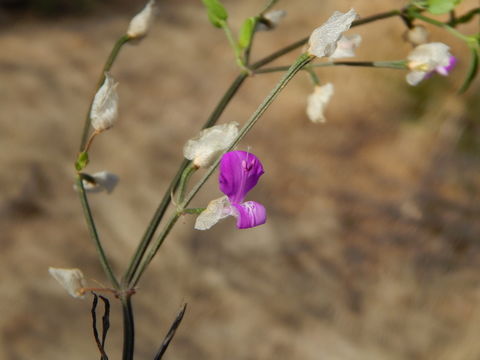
[76,175,120,290]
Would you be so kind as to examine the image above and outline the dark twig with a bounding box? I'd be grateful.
[153,303,188,360]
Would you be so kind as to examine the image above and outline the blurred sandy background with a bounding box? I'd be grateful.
[1,0,479,359]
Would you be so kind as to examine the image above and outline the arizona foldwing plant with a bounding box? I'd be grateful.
[46,0,480,358]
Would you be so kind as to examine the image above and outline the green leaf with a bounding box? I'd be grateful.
[427,0,462,14]
[202,0,228,28]
[75,151,89,171]
[458,47,479,93]
[238,17,256,50]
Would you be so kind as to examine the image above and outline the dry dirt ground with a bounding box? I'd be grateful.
[1,0,480,359]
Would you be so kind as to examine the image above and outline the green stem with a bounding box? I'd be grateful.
[222,22,247,70]
[79,34,131,152]
[121,296,135,360]
[255,60,408,74]
[306,67,320,85]
[75,175,120,290]
[177,163,198,204]
[182,208,206,214]
[410,12,471,42]
[122,73,248,286]
[130,213,180,287]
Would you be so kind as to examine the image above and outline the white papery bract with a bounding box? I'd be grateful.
[127,0,156,40]
[75,171,119,194]
[183,122,239,168]
[194,196,233,230]
[256,10,286,31]
[404,25,429,46]
[306,83,334,123]
[308,9,358,58]
[48,267,86,299]
[90,73,119,132]
[406,42,453,85]
[329,34,362,60]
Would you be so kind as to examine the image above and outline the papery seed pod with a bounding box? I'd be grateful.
[308,9,358,58]
[183,122,239,168]
[306,83,334,123]
[48,267,87,299]
[127,0,156,40]
[90,73,119,132]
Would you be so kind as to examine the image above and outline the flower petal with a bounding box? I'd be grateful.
[219,151,264,204]
[406,70,427,86]
[436,55,456,76]
[231,201,266,229]
[194,196,233,230]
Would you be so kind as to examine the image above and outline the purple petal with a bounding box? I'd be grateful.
[231,201,266,229]
[436,55,456,76]
[219,151,264,204]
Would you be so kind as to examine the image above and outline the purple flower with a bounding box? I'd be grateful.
[406,43,456,86]
[194,151,266,230]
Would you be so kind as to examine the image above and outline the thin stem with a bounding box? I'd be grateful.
[122,73,248,286]
[255,60,408,74]
[83,130,100,153]
[177,163,198,204]
[76,175,120,290]
[410,12,472,42]
[79,35,130,152]
[130,213,180,287]
[121,296,135,360]
[222,23,247,70]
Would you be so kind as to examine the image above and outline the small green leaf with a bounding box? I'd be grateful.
[458,47,479,93]
[427,0,462,14]
[238,17,256,50]
[75,151,89,171]
[202,0,228,28]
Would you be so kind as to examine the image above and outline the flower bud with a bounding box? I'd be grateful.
[90,73,119,132]
[183,122,239,168]
[306,83,334,123]
[404,25,429,46]
[406,42,454,85]
[308,9,358,58]
[127,0,156,40]
[48,267,86,299]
